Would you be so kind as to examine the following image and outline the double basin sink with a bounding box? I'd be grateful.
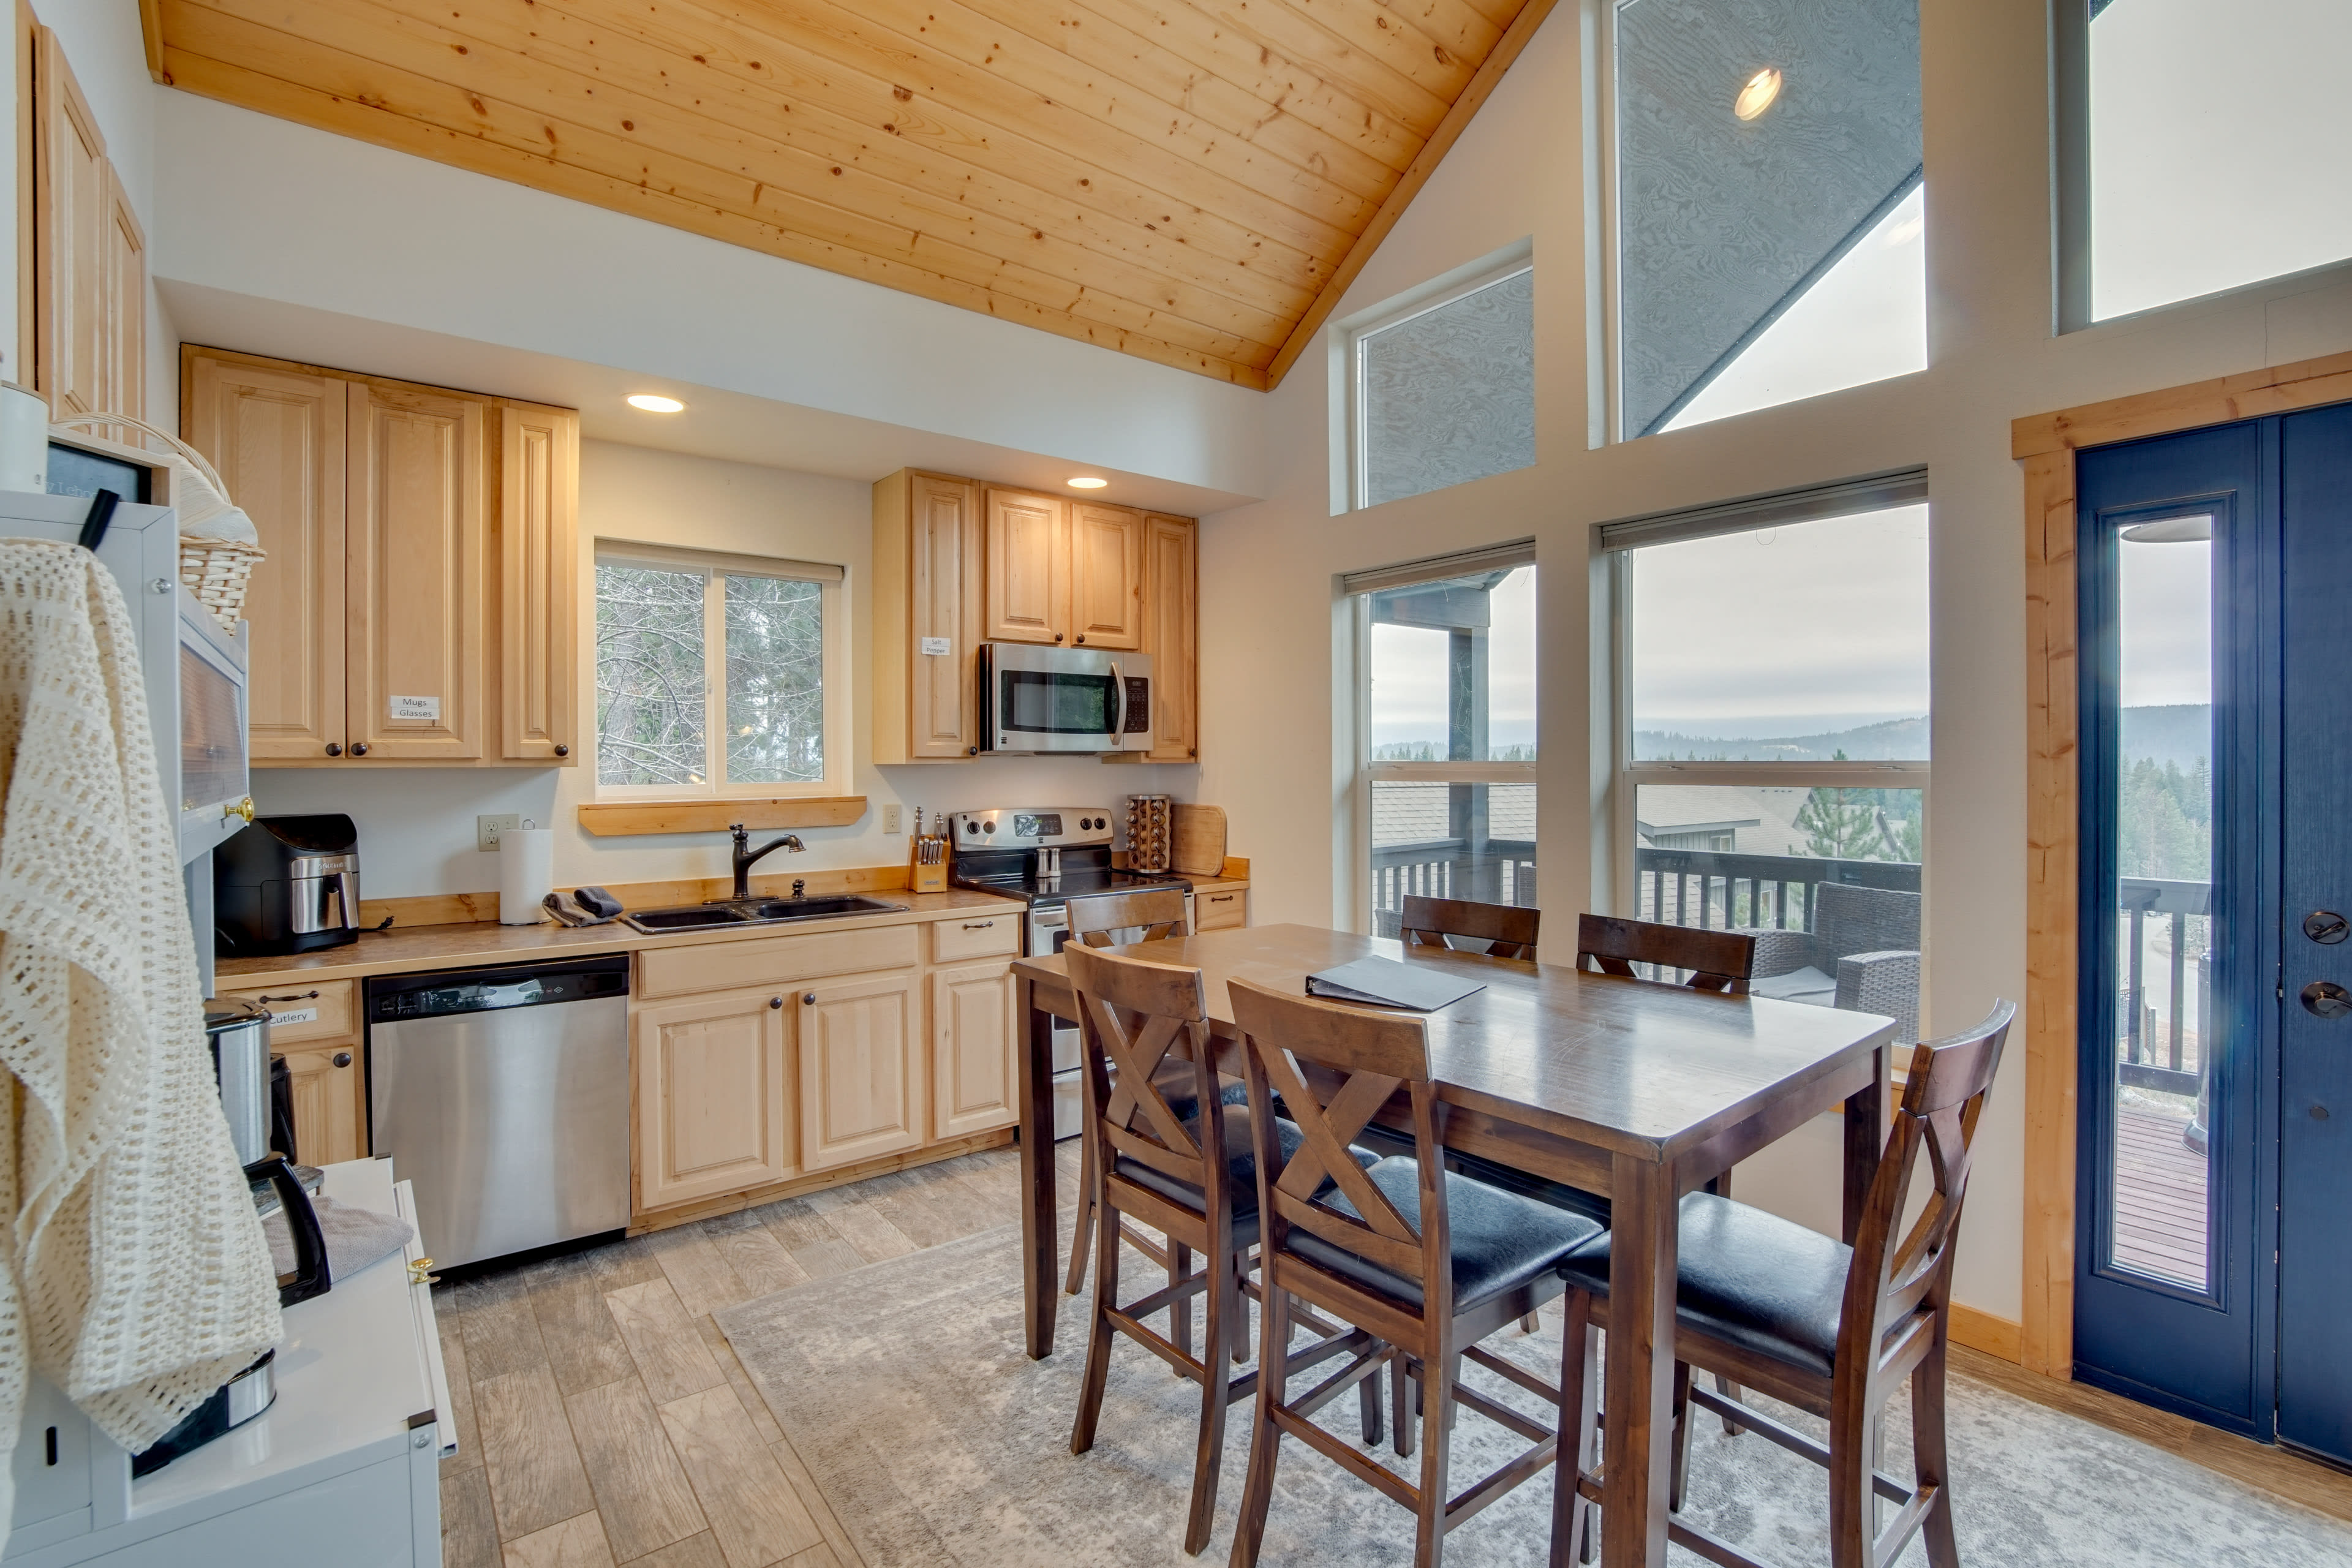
[620,894,910,935]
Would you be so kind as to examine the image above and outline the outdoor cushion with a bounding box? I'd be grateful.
[1752,965,1837,1005]
[1287,1157,1604,1311]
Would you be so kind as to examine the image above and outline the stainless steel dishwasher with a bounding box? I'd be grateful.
[368,955,631,1269]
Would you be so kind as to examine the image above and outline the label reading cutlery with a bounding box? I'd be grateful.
[919,636,951,657]
[389,694,440,722]
[268,1007,318,1027]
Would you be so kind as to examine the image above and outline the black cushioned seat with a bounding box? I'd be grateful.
[1287,1157,1605,1311]
[1444,1150,1611,1227]
[1113,1106,1378,1221]
[1555,1191,1850,1378]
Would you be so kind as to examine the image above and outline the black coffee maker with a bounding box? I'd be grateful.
[215,814,362,957]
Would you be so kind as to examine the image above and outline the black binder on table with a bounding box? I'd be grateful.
[1303,957,1485,1012]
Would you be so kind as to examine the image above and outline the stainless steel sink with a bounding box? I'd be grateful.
[621,894,908,935]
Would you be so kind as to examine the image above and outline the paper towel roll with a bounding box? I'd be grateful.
[499,827,554,924]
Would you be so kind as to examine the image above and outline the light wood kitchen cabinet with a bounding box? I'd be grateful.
[280,1044,368,1167]
[932,960,1019,1138]
[635,989,794,1210]
[344,379,489,761]
[1068,502,1144,650]
[183,346,580,767]
[497,399,578,761]
[1142,513,1198,760]
[797,971,922,1172]
[985,487,1068,645]
[33,26,139,428]
[871,470,982,763]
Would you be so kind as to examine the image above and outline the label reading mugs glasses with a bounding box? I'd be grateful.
[268,1007,319,1027]
[389,695,441,722]
[919,636,952,657]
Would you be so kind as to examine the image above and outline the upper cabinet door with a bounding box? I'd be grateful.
[99,165,143,432]
[496,400,579,763]
[1143,513,1198,761]
[1068,503,1144,650]
[33,28,107,420]
[985,488,1067,644]
[910,473,981,757]
[186,352,349,763]
[345,380,488,761]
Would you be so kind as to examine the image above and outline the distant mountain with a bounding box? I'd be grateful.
[2120,704,2211,771]
[1632,715,1928,763]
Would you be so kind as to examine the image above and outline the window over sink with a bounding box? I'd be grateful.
[594,542,846,798]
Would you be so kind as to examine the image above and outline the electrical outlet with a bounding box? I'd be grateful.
[477,813,522,852]
[881,804,903,834]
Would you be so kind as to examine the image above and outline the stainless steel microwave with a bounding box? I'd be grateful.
[979,643,1153,754]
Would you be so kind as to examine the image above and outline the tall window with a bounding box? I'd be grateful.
[1609,478,1929,1037]
[595,545,844,796]
[2062,0,2352,325]
[1615,0,1924,436]
[1349,547,1538,937]
[1343,256,1534,511]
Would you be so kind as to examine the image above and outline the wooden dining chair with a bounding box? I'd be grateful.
[1399,894,1540,959]
[1063,884,1200,1296]
[1575,913,1757,993]
[1224,978,1606,1568]
[1549,998,2015,1568]
[1065,946,1382,1556]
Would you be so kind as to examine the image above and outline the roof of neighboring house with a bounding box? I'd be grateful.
[1371,781,1536,848]
[1636,785,1812,856]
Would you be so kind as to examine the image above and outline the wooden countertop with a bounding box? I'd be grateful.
[215,887,1027,989]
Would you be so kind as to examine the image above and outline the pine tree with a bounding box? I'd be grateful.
[1795,754,1883,859]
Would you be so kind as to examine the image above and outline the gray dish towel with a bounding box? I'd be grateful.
[262,1195,417,1282]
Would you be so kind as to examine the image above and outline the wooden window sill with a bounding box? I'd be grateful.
[578,797,868,837]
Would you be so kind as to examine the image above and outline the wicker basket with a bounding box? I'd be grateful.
[52,415,262,633]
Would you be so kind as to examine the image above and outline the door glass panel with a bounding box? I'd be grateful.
[2106,512,2216,1291]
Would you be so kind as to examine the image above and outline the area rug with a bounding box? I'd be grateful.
[716,1224,2352,1566]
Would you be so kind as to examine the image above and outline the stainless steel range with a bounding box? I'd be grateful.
[948,805,1194,1137]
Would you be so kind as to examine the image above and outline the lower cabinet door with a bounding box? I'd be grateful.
[282,1042,368,1166]
[797,971,923,1172]
[635,990,793,1212]
[932,961,1019,1139]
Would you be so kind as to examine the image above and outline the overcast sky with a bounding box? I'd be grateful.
[1369,565,1536,751]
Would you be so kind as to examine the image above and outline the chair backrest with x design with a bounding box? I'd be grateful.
[1227,977,1452,1351]
[1838,998,2014,1389]
[1065,944,1226,1213]
[1575,913,1757,993]
[1398,895,1539,960]
[1069,887,1190,948]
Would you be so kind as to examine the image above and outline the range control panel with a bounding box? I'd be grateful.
[950,807,1117,848]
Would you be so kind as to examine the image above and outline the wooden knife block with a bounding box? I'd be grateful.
[909,839,948,894]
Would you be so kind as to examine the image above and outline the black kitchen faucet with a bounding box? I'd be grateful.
[729,823,806,900]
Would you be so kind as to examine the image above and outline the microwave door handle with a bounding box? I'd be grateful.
[1107,660,1125,741]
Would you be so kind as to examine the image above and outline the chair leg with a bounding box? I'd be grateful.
[1550,1291,1599,1568]
[1064,1132,1097,1295]
[1523,1311,1541,1333]
[1069,1188,1123,1456]
[1668,1362,1692,1513]
[1392,1352,1416,1458]
[1359,1349,1386,1447]
[1412,1352,1458,1568]
[1913,1329,1961,1568]
[1826,1387,1877,1568]
[1169,1240,1194,1365]
[1181,1242,1234,1555]
[1227,1281,1292,1568]
[1702,1169,1746,1431]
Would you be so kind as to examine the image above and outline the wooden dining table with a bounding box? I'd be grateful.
[1012,922,1896,1568]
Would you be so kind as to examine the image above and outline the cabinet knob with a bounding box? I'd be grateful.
[769,996,784,1009]
[350,742,370,757]
[554,744,570,757]
[325,742,342,758]
[224,796,256,824]
[1074,635,1085,644]
[802,992,816,1005]
[1054,633,1065,643]
[333,1051,353,1068]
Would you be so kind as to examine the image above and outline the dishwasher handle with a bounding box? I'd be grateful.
[366,954,631,1024]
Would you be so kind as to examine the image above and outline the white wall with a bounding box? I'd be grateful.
[251,439,1200,899]
[1193,0,2352,1325]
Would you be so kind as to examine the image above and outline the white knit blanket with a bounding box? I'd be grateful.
[0,543,280,1531]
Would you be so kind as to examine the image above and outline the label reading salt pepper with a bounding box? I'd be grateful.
[919,636,952,657]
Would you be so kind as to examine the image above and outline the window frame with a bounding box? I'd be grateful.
[1343,542,1540,935]
[592,539,850,802]
[1600,485,1932,978]
[1329,240,1536,515]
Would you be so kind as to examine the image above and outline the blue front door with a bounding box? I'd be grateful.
[2075,408,2352,1466]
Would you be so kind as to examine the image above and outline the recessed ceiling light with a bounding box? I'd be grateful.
[1733,67,1783,122]
[627,393,686,413]
[1066,477,1109,489]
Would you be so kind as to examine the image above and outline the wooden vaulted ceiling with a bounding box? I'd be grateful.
[139,0,1557,389]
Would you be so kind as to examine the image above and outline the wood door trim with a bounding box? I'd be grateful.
[2017,344,2352,1378]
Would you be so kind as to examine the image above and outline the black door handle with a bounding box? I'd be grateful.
[2306,910,2349,944]
[2301,981,2351,1019]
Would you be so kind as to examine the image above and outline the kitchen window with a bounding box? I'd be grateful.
[1605,472,1929,1038]
[594,543,846,797]
[1346,543,1538,937]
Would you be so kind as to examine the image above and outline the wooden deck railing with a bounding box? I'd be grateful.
[1634,846,1921,932]
[2117,876,2209,1099]
[1369,838,1538,938]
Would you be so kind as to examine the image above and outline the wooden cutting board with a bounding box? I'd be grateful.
[1172,805,1227,878]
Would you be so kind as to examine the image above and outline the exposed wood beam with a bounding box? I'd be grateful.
[1262,0,1559,390]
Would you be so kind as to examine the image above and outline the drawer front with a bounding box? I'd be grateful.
[639,922,922,1000]
[932,911,1020,962]
[1196,888,1246,932]
[221,978,356,1042]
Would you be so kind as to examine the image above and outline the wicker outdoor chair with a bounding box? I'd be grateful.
[1732,881,1921,1039]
